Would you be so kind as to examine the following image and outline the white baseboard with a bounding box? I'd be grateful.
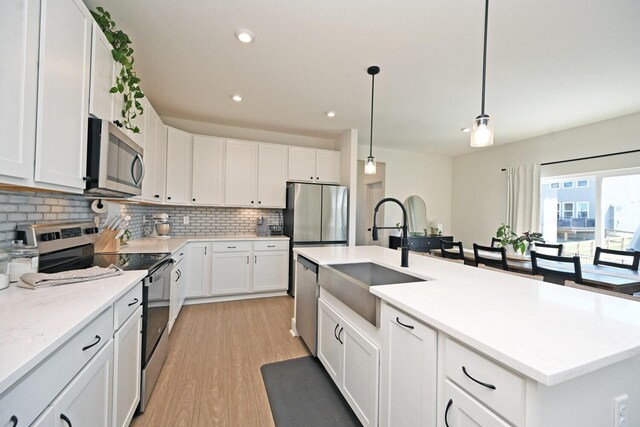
[290,318,299,336]
[184,291,288,305]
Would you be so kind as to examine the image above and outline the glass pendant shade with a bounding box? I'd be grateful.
[364,156,377,175]
[470,115,494,147]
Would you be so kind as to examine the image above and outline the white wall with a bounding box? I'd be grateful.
[357,145,453,238]
[451,111,640,247]
[162,116,336,150]
[337,129,358,246]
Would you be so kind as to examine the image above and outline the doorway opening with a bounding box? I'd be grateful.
[356,161,386,246]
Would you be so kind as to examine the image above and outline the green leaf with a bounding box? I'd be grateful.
[109,86,118,93]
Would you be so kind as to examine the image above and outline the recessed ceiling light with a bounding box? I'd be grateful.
[461,127,471,133]
[231,95,243,102]
[235,29,254,43]
[326,111,336,118]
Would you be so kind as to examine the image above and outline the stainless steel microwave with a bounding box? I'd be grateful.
[85,118,144,197]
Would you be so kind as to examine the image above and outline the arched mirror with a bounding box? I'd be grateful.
[404,195,427,235]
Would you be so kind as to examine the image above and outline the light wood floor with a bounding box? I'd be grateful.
[131,296,310,427]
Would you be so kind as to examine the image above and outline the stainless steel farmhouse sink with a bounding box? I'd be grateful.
[318,262,426,326]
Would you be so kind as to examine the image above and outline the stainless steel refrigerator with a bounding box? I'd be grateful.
[284,183,348,295]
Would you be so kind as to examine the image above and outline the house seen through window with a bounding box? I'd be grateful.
[541,170,640,262]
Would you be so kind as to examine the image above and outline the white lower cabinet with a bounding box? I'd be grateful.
[442,380,509,427]
[169,254,186,332]
[317,298,378,427]
[53,340,114,427]
[113,306,142,427]
[380,303,437,427]
[31,406,54,427]
[185,240,288,298]
[211,250,252,295]
[186,243,213,297]
[253,249,288,292]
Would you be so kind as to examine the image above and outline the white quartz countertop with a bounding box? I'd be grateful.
[116,235,289,254]
[295,245,640,386]
[0,270,147,395]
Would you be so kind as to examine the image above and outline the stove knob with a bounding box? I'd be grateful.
[40,234,49,241]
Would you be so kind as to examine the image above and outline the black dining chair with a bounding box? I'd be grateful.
[491,237,501,248]
[530,250,583,284]
[473,244,508,271]
[533,243,564,256]
[440,241,465,261]
[593,247,640,271]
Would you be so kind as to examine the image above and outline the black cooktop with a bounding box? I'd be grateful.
[39,244,170,274]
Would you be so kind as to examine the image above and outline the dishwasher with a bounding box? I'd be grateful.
[295,256,319,356]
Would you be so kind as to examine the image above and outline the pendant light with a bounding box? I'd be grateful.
[364,65,380,175]
[470,0,494,148]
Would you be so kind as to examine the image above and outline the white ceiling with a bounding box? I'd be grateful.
[84,0,640,156]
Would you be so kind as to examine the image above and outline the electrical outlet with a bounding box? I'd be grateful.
[614,394,628,427]
[183,216,190,225]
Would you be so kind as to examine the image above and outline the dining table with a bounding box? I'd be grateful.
[431,248,640,295]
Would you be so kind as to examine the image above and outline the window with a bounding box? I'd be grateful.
[541,172,638,262]
[550,182,560,189]
[576,202,589,218]
[563,202,574,218]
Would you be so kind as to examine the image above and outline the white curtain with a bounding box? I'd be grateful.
[506,164,541,234]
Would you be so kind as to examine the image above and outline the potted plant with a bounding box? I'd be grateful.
[496,224,544,255]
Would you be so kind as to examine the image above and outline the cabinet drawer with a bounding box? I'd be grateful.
[114,282,142,330]
[253,240,289,251]
[444,337,524,426]
[0,307,113,426]
[211,241,252,252]
[442,380,510,427]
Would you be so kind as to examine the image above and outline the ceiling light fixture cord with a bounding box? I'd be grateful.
[369,69,376,157]
[481,0,489,115]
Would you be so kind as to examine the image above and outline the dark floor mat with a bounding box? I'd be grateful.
[260,356,362,427]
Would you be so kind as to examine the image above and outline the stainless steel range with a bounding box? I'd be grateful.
[16,221,173,413]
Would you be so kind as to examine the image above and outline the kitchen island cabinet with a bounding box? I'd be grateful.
[294,245,640,427]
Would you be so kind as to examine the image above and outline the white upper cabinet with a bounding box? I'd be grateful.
[257,143,287,208]
[88,23,114,121]
[0,0,39,180]
[287,147,316,182]
[315,149,341,184]
[192,136,225,205]
[140,104,166,202]
[288,147,341,184]
[224,139,258,207]
[165,127,192,204]
[35,0,92,190]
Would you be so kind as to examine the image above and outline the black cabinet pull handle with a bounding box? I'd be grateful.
[228,246,236,249]
[154,194,160,198]
[267,245,275,248]
[193,198,196,202]
[82,335,101,351]
[9,415,17,426]
[334,323,340,340]
[251,201,254,204]
[396,317,415,330]
[255,255,257,263]
[444,399,452,427]
[310,176,313,179]
[167,196,172,200]
[337,327,344,344]
[462,366,496,390]
[258,201,261,204]
[60,414,72,427]
[128,298,139,306]
[316,177,319,180]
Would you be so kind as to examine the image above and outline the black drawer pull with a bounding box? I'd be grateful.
[267,245,276,248]
[82,335,101,351]
[60,414,72,427]
[128,298,139,306]
[9,415,17,426]
[462,366,496,389]
[396,317,415,330]
[334,323,340,341]
[337,327,344,344]
[444,399,452,427]
[228,246,236,249]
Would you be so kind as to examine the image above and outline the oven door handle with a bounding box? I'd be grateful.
[144,260,174,287]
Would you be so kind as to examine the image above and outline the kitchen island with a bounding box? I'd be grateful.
[294,245,640,427]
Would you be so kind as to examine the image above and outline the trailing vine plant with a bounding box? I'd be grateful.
[91,7,144,133]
